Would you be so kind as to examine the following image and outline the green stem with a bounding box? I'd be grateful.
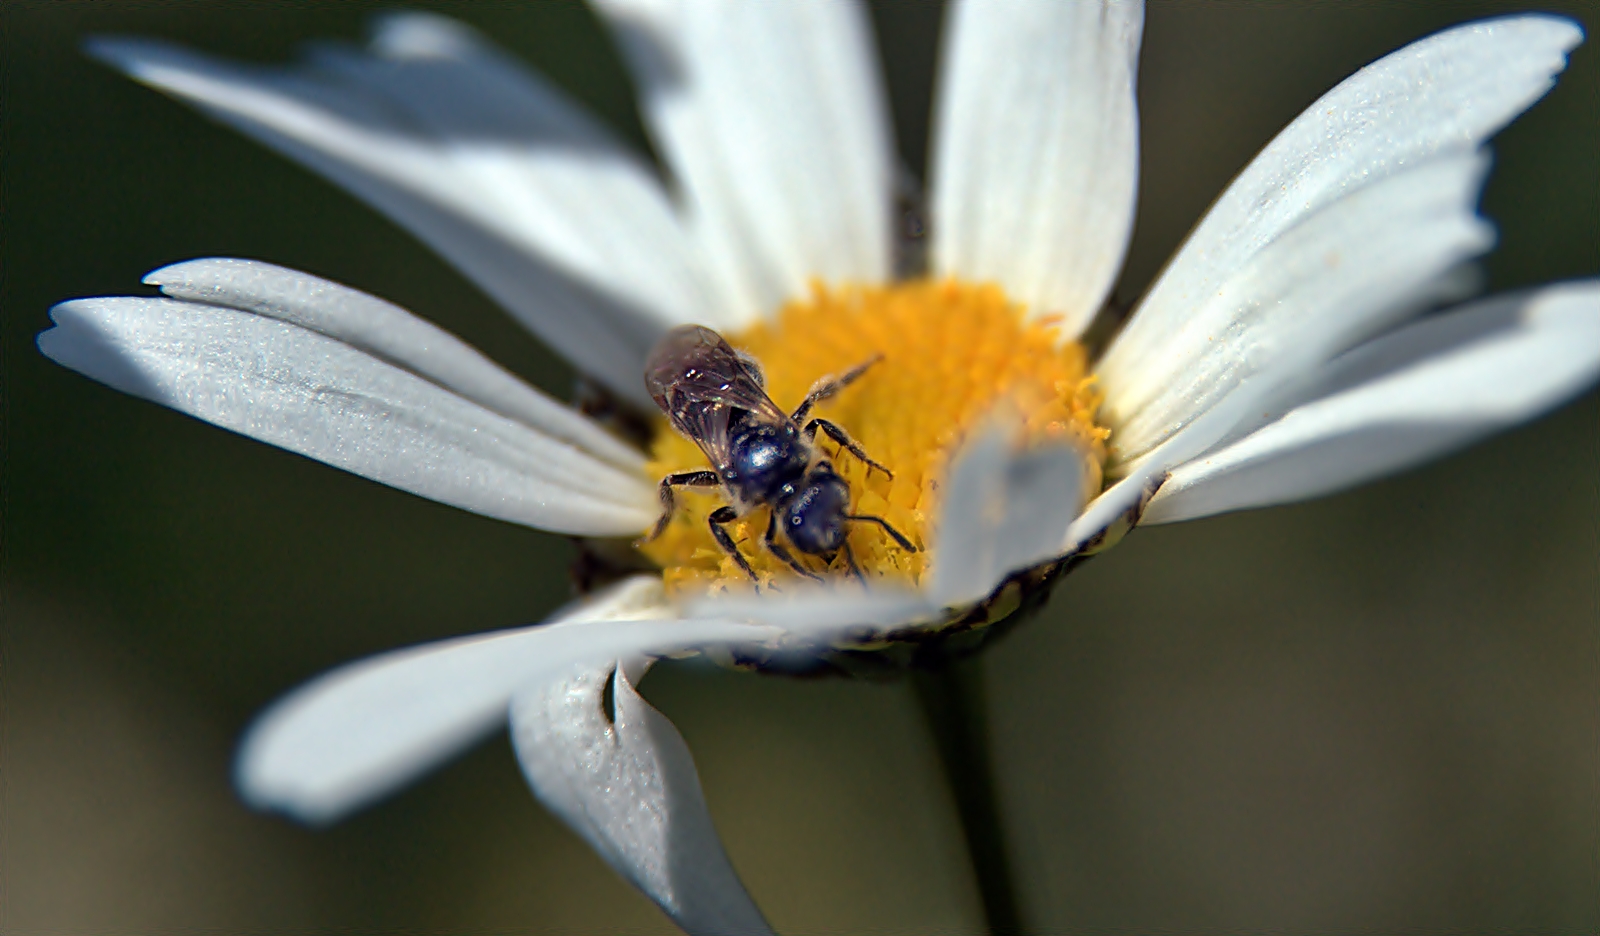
[913,662,1024,936]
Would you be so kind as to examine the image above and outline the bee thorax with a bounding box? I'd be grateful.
[727,422,807,501]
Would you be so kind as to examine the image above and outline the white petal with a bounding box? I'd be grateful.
[931,0,1142,338]
[1061,383,1273,553]
[1098,15,1581,460]
[1104,151,1494,469]
[512,662,771,936]
[234,577,773,823]
[146,258,646,473]
[89,15,710,404]
[1142,281,1600,524]
[929,421,1088,606]
[39,296,656,535]
[688,585,935,633]
[1058,456,1168,555]
[317,13,716,329]
[596,0,893,324]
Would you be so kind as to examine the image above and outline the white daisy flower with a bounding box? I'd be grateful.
[38,3,1598,933]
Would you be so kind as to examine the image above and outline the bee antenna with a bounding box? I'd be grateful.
[845,514,916,552]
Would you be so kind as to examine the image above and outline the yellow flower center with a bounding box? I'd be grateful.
[640,279,1109,596]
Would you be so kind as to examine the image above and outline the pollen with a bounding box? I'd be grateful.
[640,279,1108,595]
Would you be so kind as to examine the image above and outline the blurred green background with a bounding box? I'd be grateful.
[2,2,1595,932]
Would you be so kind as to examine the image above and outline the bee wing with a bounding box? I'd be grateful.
[645,326,790,471]
[663,398,739,473]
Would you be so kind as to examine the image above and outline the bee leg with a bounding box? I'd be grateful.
[763,510,824,582]
[845,513,917,552]
[839,541,867,584]
[644,470,721,542]
[790,355,883,425]
[804,418,892,479]
[708,505,759,582]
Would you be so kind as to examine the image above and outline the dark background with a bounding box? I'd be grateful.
[3,2,1595,932]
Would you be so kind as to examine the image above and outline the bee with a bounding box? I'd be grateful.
[642,324,915,582]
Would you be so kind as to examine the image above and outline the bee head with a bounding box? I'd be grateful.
[783,465,851,555]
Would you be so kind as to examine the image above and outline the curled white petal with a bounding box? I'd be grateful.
[39,295,656,535]
[929,421,1089,606]
[1143,281,1600,524]
[931,0,1142,338]
[596,0,893,325]
[146,258,645,472]
[1098,14,1582,460]
[233,577,774,824]
[89,14,709,404]
[512,661,772,936]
